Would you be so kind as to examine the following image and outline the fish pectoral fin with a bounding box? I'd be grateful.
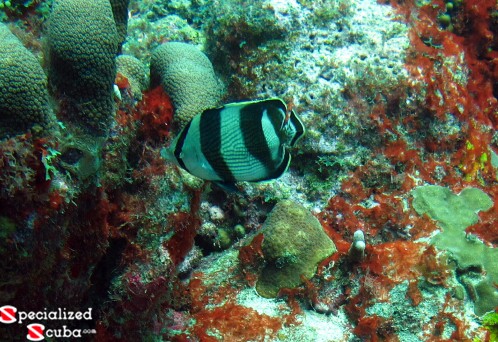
[212,181,239,193]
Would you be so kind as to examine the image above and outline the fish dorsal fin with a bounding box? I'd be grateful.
[222,98,286,112]
[263,98,287,113]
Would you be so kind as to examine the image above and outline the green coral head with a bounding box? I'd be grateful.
[254,200,336,298]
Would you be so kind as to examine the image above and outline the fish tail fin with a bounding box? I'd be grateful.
[161,146,176,163]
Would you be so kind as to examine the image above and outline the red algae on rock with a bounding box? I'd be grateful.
[192,302,282,342]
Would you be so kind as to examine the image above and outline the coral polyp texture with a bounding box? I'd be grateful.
[0,23,56,139]
[0,0,497,340]
[116,54,148,100]
[255,200,336,298]
[47,0,119,136]
[109,0,131,50]
[150,42,224,129]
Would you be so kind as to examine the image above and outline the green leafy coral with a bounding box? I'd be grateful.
[412,185,497,316]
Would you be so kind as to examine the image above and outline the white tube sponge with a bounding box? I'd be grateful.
[349,229,366,262]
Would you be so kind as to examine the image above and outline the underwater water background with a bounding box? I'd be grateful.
[0,0,497,341]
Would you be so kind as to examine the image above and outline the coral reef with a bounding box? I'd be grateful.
[254,200,336,298]
[116,54,149,100]
[203,0,290,99]
[412,185,497,315]
[0,22,56,139]
[46,0,119,136]
[150,42,225,130]
[109,0,130,51]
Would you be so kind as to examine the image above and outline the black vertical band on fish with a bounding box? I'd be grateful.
[200,108,236,182]
[174,119,191,171]
[240,102,276,176]
[164,98,305,185]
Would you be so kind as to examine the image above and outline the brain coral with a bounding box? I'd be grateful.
[150,42,224,129]
[0,23,56,139]
[116,55,148,100]
[47,0,119,136]
[255,200,336,298]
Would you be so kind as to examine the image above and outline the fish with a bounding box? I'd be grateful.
[162,98,305,187]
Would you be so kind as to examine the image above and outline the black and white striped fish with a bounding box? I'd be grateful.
[162,98,305,187]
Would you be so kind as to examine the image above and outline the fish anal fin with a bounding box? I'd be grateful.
[260,151,291,181]
[212,181,239,193]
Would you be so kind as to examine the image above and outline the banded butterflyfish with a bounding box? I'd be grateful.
[162,98,305,188]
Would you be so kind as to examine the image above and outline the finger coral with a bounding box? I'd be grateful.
[150,42,224,129]
[0,23,56,139]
